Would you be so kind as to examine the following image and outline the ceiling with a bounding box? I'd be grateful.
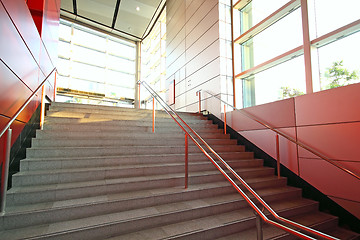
[60,0,166,41]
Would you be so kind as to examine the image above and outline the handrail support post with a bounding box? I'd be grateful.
[185,133,188,189]
[152,97,155,133]
[1,128,12,215]
[40,85,45,130]
[224,105,227,134]
[196,91,201,113]
[255,211,264,240]
[276,134,280,179]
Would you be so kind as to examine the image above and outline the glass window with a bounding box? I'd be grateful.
[73,28,107,52]
[72,45,107,67]
[243,56,306,106]
[240,0,290,33]
[310,0,360,39]
[107,55,135,74]
[57,20,136,101]
[317,31,360,90]
[241,8,303,71]
[108,40,136,60]
[71,62,106,83]
[58,41,71,59]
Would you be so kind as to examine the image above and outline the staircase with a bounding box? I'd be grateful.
[0,102,358,239]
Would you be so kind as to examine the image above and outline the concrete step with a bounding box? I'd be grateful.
[50,102,199,117]
[43,120,217,130]
[13,162,273,187]
[31,137,237,148]
[46,110,206,122]
[1,185,301,231]
[35,129,231,139]
[6,173,288,206]
[41,124,223,134]
[217,211,356,240]
[26,145,246,158]
[0,194,316,239]
[20,152,256,171]
[44,115,213,125]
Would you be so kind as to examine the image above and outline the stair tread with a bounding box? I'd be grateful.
[15,160,252,176]
[5,185,301,215]
[8,174,284,197]
[0,196,316,240]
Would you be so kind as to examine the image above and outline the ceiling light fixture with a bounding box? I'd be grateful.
[136,6,140,11]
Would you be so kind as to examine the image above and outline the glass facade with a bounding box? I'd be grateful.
[141,8,166,109]
[234,0,360,107]
[57,20,136,106]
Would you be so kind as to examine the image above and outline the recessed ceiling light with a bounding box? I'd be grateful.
[136,6,140,11]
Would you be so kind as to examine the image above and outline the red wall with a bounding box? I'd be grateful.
[221,84,360,219]
[0,0,59,154]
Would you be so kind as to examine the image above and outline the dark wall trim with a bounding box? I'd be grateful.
[206,112,360,233]
[7,103,42,188]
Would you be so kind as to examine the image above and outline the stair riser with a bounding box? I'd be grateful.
[1,185,236,230]
[12,200,318,240]
[1,187,302,232]
[12,167,274,187]
[26,146,245,158]
[7,176,287,206]
[20,153,257,171]
[43,122,217,131]
[44,119,214,128]
[166,205,320,240]
[31,138,237,148]
[44,117,212,126]
[47,109,205,120]
[41,126,222,134]
[35,131,231,139]
[46,113,208,123]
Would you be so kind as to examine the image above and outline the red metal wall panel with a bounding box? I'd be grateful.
[1,0,42,66]
[0,3,40,91]
[0,58,33,122]
[224,83,360,219]
[295,84,360,126]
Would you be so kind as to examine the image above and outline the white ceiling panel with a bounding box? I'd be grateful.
[60,0,165,41]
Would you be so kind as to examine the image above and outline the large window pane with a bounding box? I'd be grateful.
[240,0,290,33]
[71,62,106,83]
[310,0,360,39]
[317,31,360,90]
[73,28,107,52]
[241,8,302,71]
[107,55,135,74]
[57,20,136,101]
[108,40,136,60]
[72,45,107,67]
[243,56,306,106]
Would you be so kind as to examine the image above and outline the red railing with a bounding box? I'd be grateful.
[139,80,338,240]
[0,68,56,214]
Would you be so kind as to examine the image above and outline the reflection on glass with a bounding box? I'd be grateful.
[73,28,107,52]
[243,56,306,106]
[310,0,360,39]
[317,31,360,91]
[241,9,302,71]
[57,20,136,101]
[240,0,290,33]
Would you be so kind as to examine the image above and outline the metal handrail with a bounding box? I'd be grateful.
[139,80,338,240]
[0,68,56,139]
[1,67,56,214]
[204,90,360,181]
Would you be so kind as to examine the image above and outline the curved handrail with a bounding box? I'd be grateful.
[0,68,56,139]
[139,80,338,240]
[203,90,360,181]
